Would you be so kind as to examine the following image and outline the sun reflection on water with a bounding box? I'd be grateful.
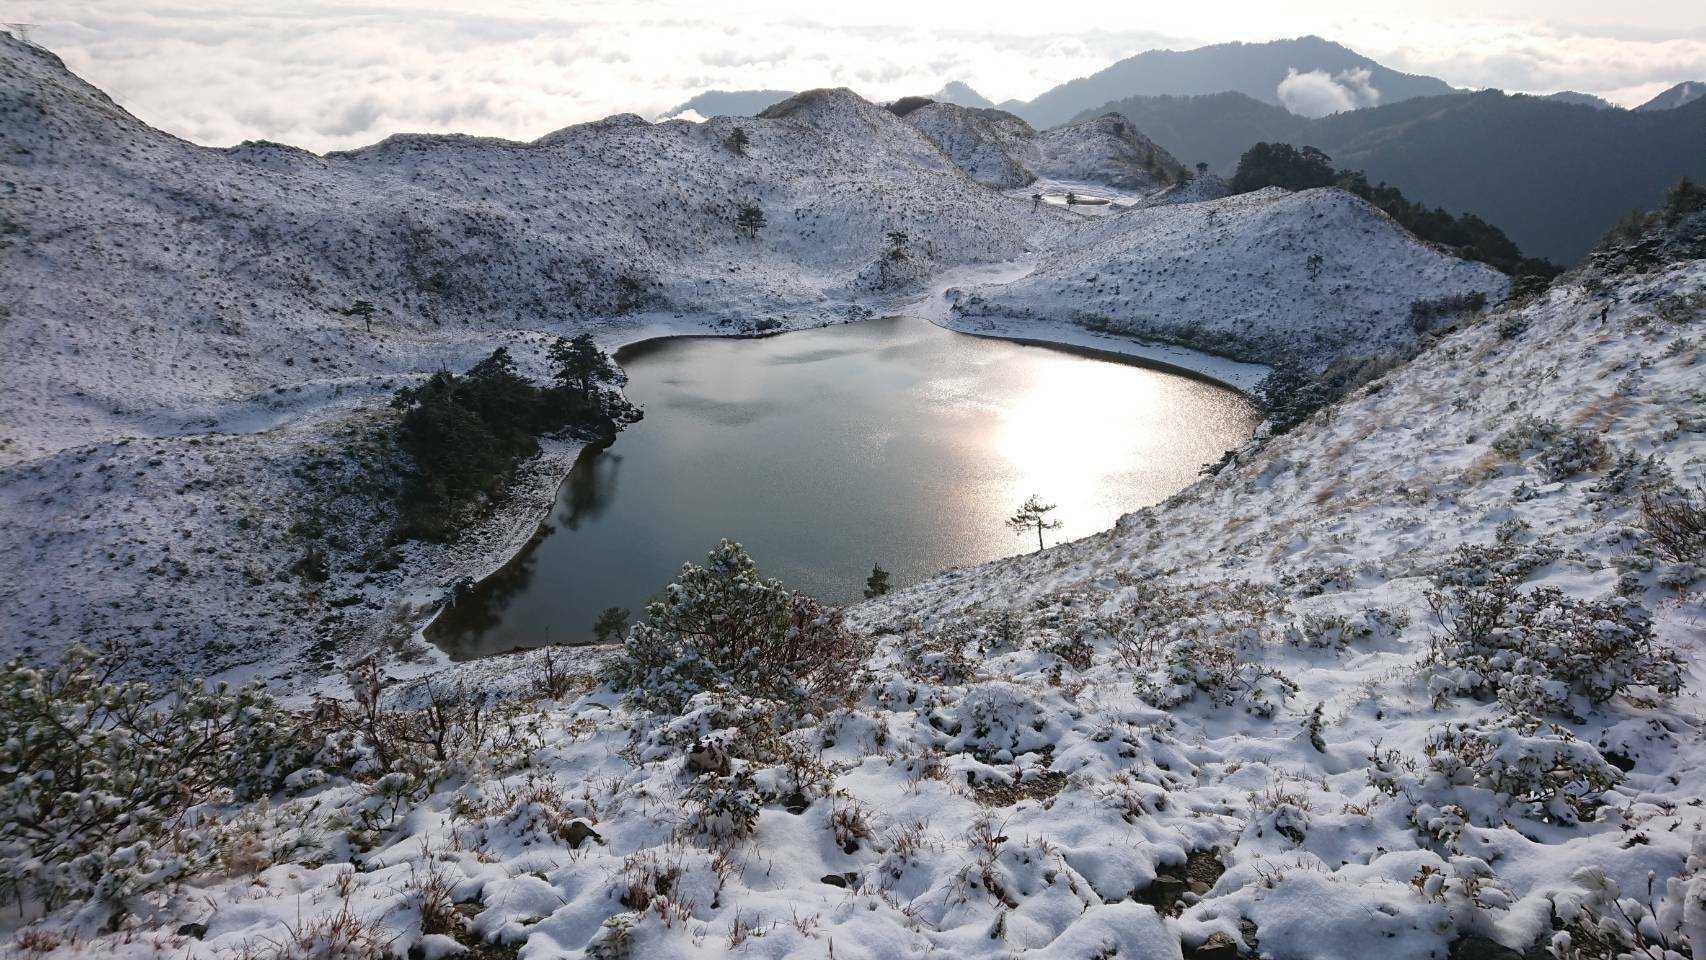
[992,355,1169,541]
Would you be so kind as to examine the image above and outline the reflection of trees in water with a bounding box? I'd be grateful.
[560,445,622,530]
[425,443,625,659]
[425,523,550,658]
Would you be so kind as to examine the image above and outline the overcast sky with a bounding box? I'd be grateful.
[8,1,1705,152]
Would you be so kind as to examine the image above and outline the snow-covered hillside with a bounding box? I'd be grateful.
[0,42,1052,464]
[0,35,1508,685]
[900,104,1188,195]
[901,102,1041,189]
[11,248,1701,960]
[949,187,1510,369]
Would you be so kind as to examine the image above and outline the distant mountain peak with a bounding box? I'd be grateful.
[1544,91,1616,110]
[929,81,995,109]
[1009,35,1455,129]
[660,88,796,120]
[1636,81,1706,112]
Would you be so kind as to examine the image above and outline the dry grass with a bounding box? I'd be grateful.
[970,770,1068,807]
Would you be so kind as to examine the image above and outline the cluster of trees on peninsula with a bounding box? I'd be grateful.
[391,335,640,540]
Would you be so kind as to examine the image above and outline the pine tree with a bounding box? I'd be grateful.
[342,299,377,333]
[725,127,750,155]
[1006,495,1063,553]
[736,203,767,237]
[549,333,620,396]
[863,564,891,598]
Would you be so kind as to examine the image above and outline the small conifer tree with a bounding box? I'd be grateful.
[1007,495,1063,552]
[864,564,891,598]
[736,203,767,237]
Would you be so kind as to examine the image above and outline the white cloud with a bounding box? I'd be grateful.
[1276,67,1382,117]
[8,1,1705,150]
[669,108,708,123]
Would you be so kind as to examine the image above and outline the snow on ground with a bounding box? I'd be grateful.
[955,187,1511,370]
[901,103,1185,198]
[3,28,1705,960]
[10,255,1702,960]
[0,36,1495,684]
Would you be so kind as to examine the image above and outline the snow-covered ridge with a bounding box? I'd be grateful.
[952,186,1510,369]
[0,33,1506,686]
[900,103,1189,194]
[0,44,1056,465]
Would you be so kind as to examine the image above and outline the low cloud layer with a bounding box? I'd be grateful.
[1277,67,1382,117]
[8,1,1704,153]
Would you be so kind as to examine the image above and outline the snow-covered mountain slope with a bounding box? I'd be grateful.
[901,104,1187,194]
[1636,80,1706,112]
[930,80,997,109]
[901,102,1041,188]
[0,39,1067,679]
[0,39,1054,466]
[949,187,1509,369]
[1033,113,1187,191]
[0,34,1507,686]
[23,254,1703,960]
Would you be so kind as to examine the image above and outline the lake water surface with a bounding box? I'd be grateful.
[429,316,1258,658]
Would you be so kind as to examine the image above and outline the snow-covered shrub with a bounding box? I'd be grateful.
[1287,607,1409,649]
[1588,451,1667,505]
[1640,485,1706,563]
[609,540,872,714]
[1138,635,1297,718]
[1422,721,1621,826]
[940,682,1058,762]
[1247,782,1313,843]
[1109,579,1285,669]
[633,691,834,837]
[895,625,982,685]
[1492,417,1609,481]
[1285,563,1356,597]
[252,894,395,960]
[1412,856,1515,914]
[1433,536,1562,588]
[326,661,547,788]
[0,646,315,913]
[1552,831,1704,959]
[1498,314,1529,339]
[1426,581,1680,715]
[684,767,763,842]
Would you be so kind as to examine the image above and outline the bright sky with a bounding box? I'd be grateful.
[8,0,1705,152]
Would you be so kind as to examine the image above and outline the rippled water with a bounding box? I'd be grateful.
[429,316,1258,658]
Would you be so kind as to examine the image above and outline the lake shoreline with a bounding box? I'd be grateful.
[418,308,1263,661]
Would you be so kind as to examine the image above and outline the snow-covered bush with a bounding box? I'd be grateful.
[1552,831,1704,958]
[1138,635,1297,718]
[609,540,872,714]
[940,682,1058,762]
[1433,533,1562,588]
[894,626,982,685]
[684,767,763,842]
[1287,607,1409,649]
[1640,484,1706,563]
[1422,721,1621,826]
[1492,417,1609,481]
[326,660,547,790]
[0,646,315,914]
[1426,580,1681,715]
[631,691,835,840]
[1588,451,1667,505]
